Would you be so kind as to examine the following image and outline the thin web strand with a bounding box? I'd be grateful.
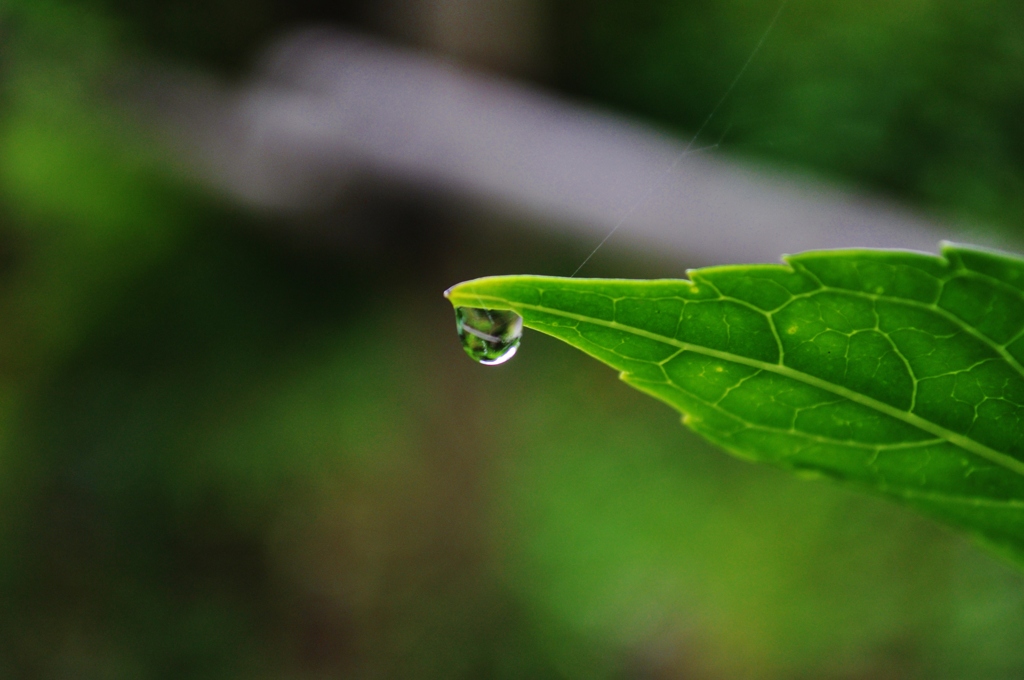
[570,0,790,278]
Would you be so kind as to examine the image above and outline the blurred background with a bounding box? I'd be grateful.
[2,0,1024,677]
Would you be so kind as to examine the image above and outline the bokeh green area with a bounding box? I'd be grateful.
[1,0,1024,677]
[554,0,1024,233]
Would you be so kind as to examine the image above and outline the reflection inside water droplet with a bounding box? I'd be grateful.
[454,307,523,365]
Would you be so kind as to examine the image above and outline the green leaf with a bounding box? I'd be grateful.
[446,243,1024,567]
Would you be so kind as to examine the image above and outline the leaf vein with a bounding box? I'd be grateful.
[475,295,1024,479]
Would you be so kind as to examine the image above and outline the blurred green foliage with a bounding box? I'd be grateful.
[1,0,1024,677]
[554,0,1024,231]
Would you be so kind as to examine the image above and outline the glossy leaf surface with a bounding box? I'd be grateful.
[446,244,1024,566]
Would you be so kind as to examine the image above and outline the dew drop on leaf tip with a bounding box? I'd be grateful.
[454,307,523,365]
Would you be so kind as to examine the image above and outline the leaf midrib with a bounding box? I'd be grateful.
[459,292,1024,479]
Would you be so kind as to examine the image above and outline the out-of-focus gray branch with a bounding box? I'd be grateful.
[145,29,1004,265]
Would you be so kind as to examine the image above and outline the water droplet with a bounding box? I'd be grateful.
[454,307,523,366]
